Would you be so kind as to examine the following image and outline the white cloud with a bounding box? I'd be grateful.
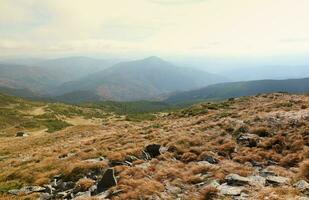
[0,0,309,57]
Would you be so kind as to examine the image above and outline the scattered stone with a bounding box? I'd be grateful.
[16,131,28,137]
[218,183,244,196]
[96,168,117,193]
[145,144,161,158]
[234,192,250,200]
[56,190,72,199]
[9,186,46,195]
[260,168,277,177]
[236,133,259,147]
[226,174,251,186]
[248,175,266,187]
[39,193,52,200]
[294,180,309,191]
[166,184,182,195]
[203,155,219,164]
[74,191,91,199]
[83,157,105,163]
[266,176,290,186]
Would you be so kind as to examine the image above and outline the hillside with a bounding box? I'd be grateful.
[0,93,308,199]
[166,78,309,104]
[0,57,113,95]
[54,57,227,101]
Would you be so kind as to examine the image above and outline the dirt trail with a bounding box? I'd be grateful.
[64,116,103,126]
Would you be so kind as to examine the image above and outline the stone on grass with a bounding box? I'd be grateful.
[266,176,290,186]
[97,168,117,193]
[225,174,251,186]
[218,183,244,196]
[294,180,309,191]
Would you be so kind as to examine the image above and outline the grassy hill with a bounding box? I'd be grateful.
[166,77,309,104]
[0,93,308,200]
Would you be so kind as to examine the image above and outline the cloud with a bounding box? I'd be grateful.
[148,0,207,5]
[1,0,309,57]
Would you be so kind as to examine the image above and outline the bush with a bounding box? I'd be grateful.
[42,119,71,133]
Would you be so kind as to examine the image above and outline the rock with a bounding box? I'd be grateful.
[203,155,219,164]
[234,193,250,200]
[145,144,161,158]
[16,131,28,137]
[96,168,117,193]
[248,175,266,187]
[260,168,277,177]
[39,193,52,200]
[266,176,290,186]
[9,186,46,195]
[294,180,309,191]
[56,190,72,199]
[83,157,105,163]
[74,191,91,199]
[236,133,259,147]
[166,184,182,195]
[43,184,55,194]
[225,174,251,186]
[298,197,309,200]
[218,183,244,196]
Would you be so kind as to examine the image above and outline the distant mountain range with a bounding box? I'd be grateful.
[0,56,112,93]
[52,56,227,101]
[165,78,309,104]
[0,56,227,102]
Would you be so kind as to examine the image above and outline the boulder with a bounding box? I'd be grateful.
[225,174,251,186]
[248,175,266,187]
[266,176,291,186]
[236,133,259,147]
[203,155,219,164]
[218,183,244,196]
[96,168,117,193]
[294,180,309,191]
[16,131,28,137]
[145,144,161,158]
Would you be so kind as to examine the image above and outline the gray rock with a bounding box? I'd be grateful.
[294,180,309,191]
[74,191,91,199]
[234,193,250,200]
[145,144,161,158]
[236,133,259,147]
[260,168,277,177]
[39,193,52,200]
[226,174,251,186]
[266,176,290,186]
[218,183,244,196]
[9,186,46,195]
[248,175,266,187]
[96,168,117,193]
[16,132,28,137]
[56,190,72,199]
[203,155,219,164]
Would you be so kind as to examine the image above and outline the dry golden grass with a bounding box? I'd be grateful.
[1,93,309,199]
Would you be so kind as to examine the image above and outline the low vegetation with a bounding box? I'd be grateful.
[0,93,309,199]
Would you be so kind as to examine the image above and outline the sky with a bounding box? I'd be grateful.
[1,0,309,58]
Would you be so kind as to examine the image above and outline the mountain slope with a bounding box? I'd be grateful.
[0,57,113,94]
[1,93,308,199]
[55,56,227,101]
[166,77,309,104]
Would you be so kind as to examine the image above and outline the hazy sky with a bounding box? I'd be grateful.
[1,0,309,57]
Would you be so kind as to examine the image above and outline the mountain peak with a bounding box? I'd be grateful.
[142,56,165,63]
